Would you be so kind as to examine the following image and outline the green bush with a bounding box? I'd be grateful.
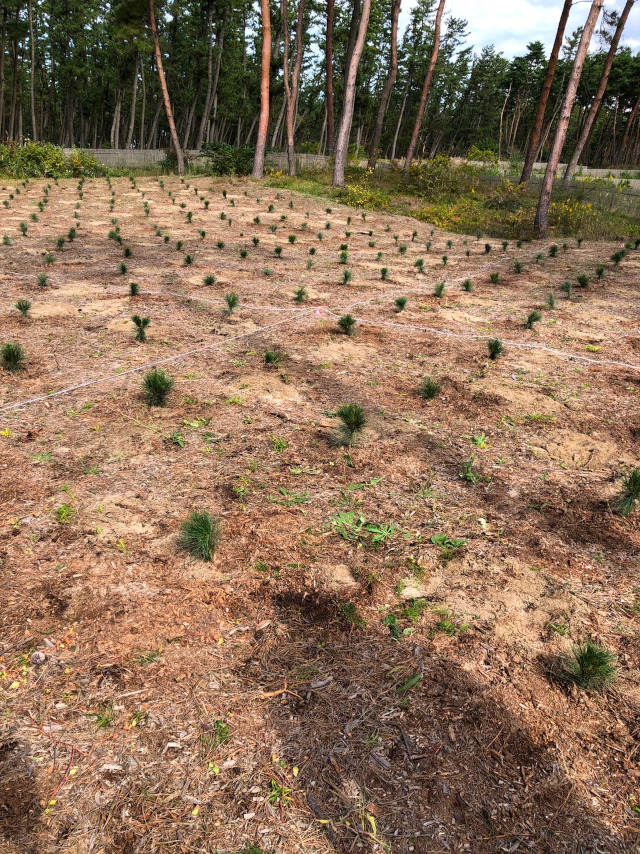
[0,142,105,178]
[199,142,254,176]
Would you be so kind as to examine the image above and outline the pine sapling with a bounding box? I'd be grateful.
[15,299,31,317]
[143,369,174,406]
[225,292,239,314]
[1,342,25,372]
[178,511,220,561]
[487,338,503,360]
[132,315,150,342]
[338,314,357,336]
[395,296,408,312]
[610,469,640,517]
[418,376,441,400]
[335,403,367,446]
[433,282,446,298]
[293,287,308,303]
[525,310,542,329]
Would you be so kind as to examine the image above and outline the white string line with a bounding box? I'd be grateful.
[0,309,314,414]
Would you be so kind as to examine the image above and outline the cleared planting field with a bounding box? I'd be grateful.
[0,175,639,854]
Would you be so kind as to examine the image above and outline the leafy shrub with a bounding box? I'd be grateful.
[418,376,440,399]
[0,142,104,178]
[338,314,357,335]
[179,511,220,561]
[199,142,254,176]
[403,155,465,199]
[1,341,25,372]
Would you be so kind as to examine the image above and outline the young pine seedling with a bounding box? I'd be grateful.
[514,260,523,274]
[293,287,308,303]
[609,469,640,517]
[15,299,31,317]
[502,240,508,251]
[414,258,425,273]
[1,341,26,372]
[338,314,357,336]
[203,274,217,286]
[595,266,604,280]
[418,376,441,400]
[442,255,448,266]
[335,403,366,446]
[184,254,194,266]
[143,368,174,406]
[546,290,556,309]
[119,262,128,275]
[342,269,353,285]
[433,282,446,298]
[37,273,48,288]
[489,272,501,284]
[381,267,389,281]
[56,236,65,251]
[461,279,473,292]
[19,221,28,236]
[123,245,131,258]
[554,638,616,693]
[561,280,572,299]
[274,245,283,258]
[264,350,282,368]
[179,511,220,562]
[395,296,407,312]
[225,292,239,314]
[525,309,542,329]
[484,243,491,254]
[549,243,558,257]
[576,274,589,288]
[132,315,150,342]
[487,338,503,360]
[339,250,348,264]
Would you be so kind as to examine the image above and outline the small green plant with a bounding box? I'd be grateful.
[595,266,604,280]
[487,338,503,360]
[433,281,446,298]
[203,274,217,286]
[546,290,556,309]
[3,235,12,245]
[264,350,282,367]
[293,286,308,302]
[394,296,407,312]
[441,255,448,266]
[19,221,28,236]
[460,455,478,483]
[37,272,48,287]
[414,257,424,273]
[239,249,248,259]
[132,315,150,342]
[489,272,501,284]
[398,244,407,255]
[461,279,473,292]
[514,260,523,273]
[418,376,440,400]
[143,369,174,406]
[576,274,589,288]
[1,342,25,372]
[431,533,466,562]
[216,240,225,249]
[549,243,558,257]
[262,267,273,276]
[288,234,296,244]
[184,254,194,266]
[15,299,31,317]
[274,245,283,257]
[119,262,127,275]
[338,314,356,336]
[381,267,389,281]
[553,638,616,692]
[339,250,348,264]
[561,281,572,299]
[342,269,353,285]
[335,403,366,445]
[55,503,76,523]
[472,433,488,448]
[611,249,626,266]
[525,309,542,329]
[56,236,65,250]
[178,511,220,561]
[609,469,640,517]
[484,243,491,254]
[225,291,239,314]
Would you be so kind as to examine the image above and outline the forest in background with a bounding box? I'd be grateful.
[0,0,638,170]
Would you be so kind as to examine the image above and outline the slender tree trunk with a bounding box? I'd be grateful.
[125,56,139,148]
[534,0,604,238]
[149,0,184,173]
[252,0,271,177]
[148,97,162,148]
[367,0,401,167]
[563,0,635,183]
[343,0,361,77]
[325,0,335,152]
[403,0,446,170]
[0,5,7,137]
[139,61,146,149]
[282,0,305,175]
[332,0,371,187]
[390,71,410,161]
[618,92,640,164]
[27,0,36,140]
[182,80,200,150]
[520,0,572,185]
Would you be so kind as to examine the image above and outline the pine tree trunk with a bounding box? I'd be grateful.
[139,61,146,149]
[0,5,7,137]
[27,0,36,140]
[403,0,446,170]
[149,0,184,173]
[563,0,635,183]
[534,0,604,238]
[325,0,335,152]
[332,0,371,187]
[390,71,410,161]
[282,0,305,176]
[520,0,572,185]
[125,56,139,149]
[252,0,271,177]
[367,0,401,168]
[618,92,640,164]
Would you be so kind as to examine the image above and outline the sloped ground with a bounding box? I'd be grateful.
[0,176,639,854]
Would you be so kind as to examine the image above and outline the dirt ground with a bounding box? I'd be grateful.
[0,176,639,854]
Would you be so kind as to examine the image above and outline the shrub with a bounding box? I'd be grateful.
[414,258,424,273]
[335,403,366,445]
[342,269,352,285]
[0,141,104,178]
[203,274,217,286]
[395,296,407,312]
[293,286,308,303]
[487,338,503,360]
[119,262,127,275]
[525,310,542,329]
[514,260,523,273]
[129,281,140,296]
[433,282,445,298]
[554,638,616,692]
[37,273,48,287]
[609,469,640,517]
[184,254,194,265]
[143,369,174,406]
[576,274,589,288]
[132,315,150,342]
[1,341,25,372]
[549,243,558,257]
[15,299,31,317]
[381,267,389,281]
[178,511,220,561]
[274,245,283,257]
[264,350,282,367]
[461,279,473,292]
[595,266,604,280]
[19,221,28,236]
[338,314,357,335]
[418,376,440,399]
[339,250,348,264]
[561,281,572,299]
[225,291,239,314]
[546,290,556,309]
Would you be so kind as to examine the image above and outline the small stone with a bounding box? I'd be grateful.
[30,651,46,666]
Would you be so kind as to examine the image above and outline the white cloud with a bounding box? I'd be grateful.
[401,0,640,58]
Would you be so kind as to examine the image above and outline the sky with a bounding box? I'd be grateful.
[402,0,640,58]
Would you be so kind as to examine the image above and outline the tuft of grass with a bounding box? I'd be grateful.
[394,296,407,312]
[15,299,32,317]
[554,638,616,693]
[264,350,282,367]
[609,469,640,517]
[293,286,308,303]
[1,341,25,372]
[418,376,441,400]
[487,338,503,360]
[433,281,446,298]
[525,309,542,329]
[335,403,367,445]
[338,313,357,336]
[132,315,150,342]
[225,292,239,314]
[143,369,174,406]
[489,272,501,284]
[461,279,473,292]
[203,274,217,286]
[178,511,220,562]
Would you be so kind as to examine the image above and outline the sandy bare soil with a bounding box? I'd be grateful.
[0,176,639,854]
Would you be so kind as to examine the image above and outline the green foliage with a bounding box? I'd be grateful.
[335,403,366,444]
[338,314,357,336]
[461,279,473,291]
[489,272,501,284]
[143,369,174,406]
[342,269,352,285]
[561,280,572,299]
[225,292,239,314]
[554,638,616,692]
[132,315,150,342]
[293,286,308,302]
[1,341,25,372]
[203,274,217,286]
[576,274,589,288]
[15,299,32,317]
[394,296,407,312]
[418,376,441,400]
[179,511,220,561]
[525,309,542,329]
[0,142,105,178]
[487,338,503,360]
[129,281,140,296]
[610,469,640,517]
[37,273,48,288]
[264,350,282,367]
[200,142,254,176]
[433,281,446,297]
[381,267,389,280]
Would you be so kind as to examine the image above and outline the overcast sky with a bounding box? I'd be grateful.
[402,0,640,58]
